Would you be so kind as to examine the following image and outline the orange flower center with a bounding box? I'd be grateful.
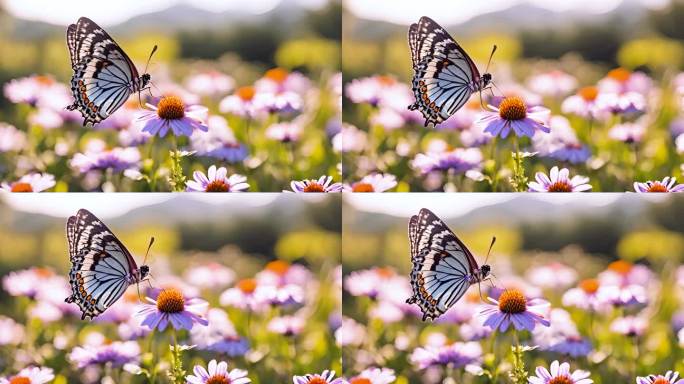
[653,378,671,384]
[307,378,328,384]
[547,181,573,192]
[265,68,289,84]
[237,278,257,294]
[549,375,573,384]
[498,96,527,121]
[236,86,256,101]
[303,182,326,192]
[375,267,395,278]
[352,183,374,192]
[376,75,396,86]
[156,287,185,313]
[265,260,290,276]
[34,267,53,278]
[156,96,185,120]
[578,86,598,101]
[579,279,599,294]
[206,375,231,384]
[9,377,30,384]
[350,379,372,384]
[647,183,668,192]
[10,182,33,192]
[608,260,633,275]
[498,289,527,314]
[607,68,631,83]
[205,179,230,192]
[35,75,54,85]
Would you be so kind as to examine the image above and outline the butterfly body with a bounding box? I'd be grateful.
[65,209,149,320]
[66,17,151,126]
[407,208,490,321]
[408,16,492,127]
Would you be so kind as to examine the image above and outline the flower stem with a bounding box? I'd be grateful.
[168,137,186,192]
[509,330,528,384]
[168,328,186,384]
[510,136,527,192]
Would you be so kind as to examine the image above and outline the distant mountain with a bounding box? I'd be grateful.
[344,195,649,234]
[5,0,312,39]
[345,0,650,40]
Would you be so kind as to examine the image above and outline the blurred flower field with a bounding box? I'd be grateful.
[0,195,343,383]
[342,65,684,192]
[341,195,684,383]
[0,1,342,192]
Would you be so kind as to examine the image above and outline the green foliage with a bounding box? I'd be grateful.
[276,230,341,264]
[617,229,684,262]
[618,37,684,71]
[276,38,340,72]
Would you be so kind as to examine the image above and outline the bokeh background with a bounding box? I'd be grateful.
[342,194,684,382]
[0,193,342,383]
[342,0,684,192]
[0,0,342,191]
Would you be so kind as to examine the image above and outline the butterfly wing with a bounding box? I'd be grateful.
[407,208,479,321]
[408,16,481,127]
[67,17,140,126]
[66,209,138,320]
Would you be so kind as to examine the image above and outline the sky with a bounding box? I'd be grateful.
[1,193,283,219]
[1,0,329,26]
[344,0,670,25]
[344,193,632,219]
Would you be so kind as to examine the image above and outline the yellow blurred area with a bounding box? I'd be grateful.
[342,33,520,80]
[617,37,684,71]
[0,34,178,82]
[275,38,340,72]
[617,229,684,262]
[275,230,341,264]
[342,225,520,272]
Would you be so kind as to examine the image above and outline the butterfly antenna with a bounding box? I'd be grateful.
[484,236,496,265]
[485,44,497,74]
[143,237,155,265]
[144,45,158,75]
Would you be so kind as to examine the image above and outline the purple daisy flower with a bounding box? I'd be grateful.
[409,342,482,370]
[135,287,208,332]
[636,371,684,384]
[528,166,592,192]
[1,173,55,193]
[609,121,646,143]
[350,367,396,384]
[477,96,550,138]
[344,173,397,193]
[0,123,26,152]
[549,143,591,164]
[286,176,342,193]
[70,140,140,174]
[186,360,250,384]
[293,370,347,384]
[185,165,249,192]
[478,288,550,333]
[411,148,483,175]
[549,335,593,357]
[68,340,139,369]
[610,315,647,337]
[266,120,303,142]
[191,116,248,163]
[138,95,208,137]
[267,315,305,337]
[633,177,684,193]
[528,360,593,384]
[0,366,54,384]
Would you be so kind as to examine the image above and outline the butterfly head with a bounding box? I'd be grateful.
[139,265,150,281]
[481,73,492,89]
[141,73,151,88]
[480,264,491,279]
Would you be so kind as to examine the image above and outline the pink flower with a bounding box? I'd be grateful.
[138,95,208,137]
[528,166,591,192]
[477,96,550,138]
[1,173,55,192]
[528,360,592,384]
[0,366,54,384]
[527,70,577,97]
[186,360,251,384]
[184,71,235,96]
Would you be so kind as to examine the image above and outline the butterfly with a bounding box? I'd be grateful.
[406,208,493,321]
[408,16,494,127]
[65,209,151,320]
[66,17,156,126]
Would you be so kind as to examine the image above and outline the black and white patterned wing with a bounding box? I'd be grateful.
[408,16,481,127]
[65,209,137,320]
[66,17,140,126]
[407,208,479,321]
